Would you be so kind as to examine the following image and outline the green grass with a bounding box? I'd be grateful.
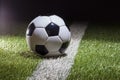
[67,23,120,80]
[0,34,41,80]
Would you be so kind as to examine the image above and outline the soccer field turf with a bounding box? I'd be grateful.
[0,34,41,80]
[67,23,120,80]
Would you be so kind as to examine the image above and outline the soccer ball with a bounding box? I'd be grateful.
[26,15,71,57]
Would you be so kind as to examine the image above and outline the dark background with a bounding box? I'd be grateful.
[1,0,120,23]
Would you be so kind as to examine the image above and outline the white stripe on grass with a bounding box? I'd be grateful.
[27,23,87,80]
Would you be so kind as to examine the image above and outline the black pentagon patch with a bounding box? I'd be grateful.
[27,23,35,36]
[45,22,59,36]
[59,42,70,53]
[35,45,48,55]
